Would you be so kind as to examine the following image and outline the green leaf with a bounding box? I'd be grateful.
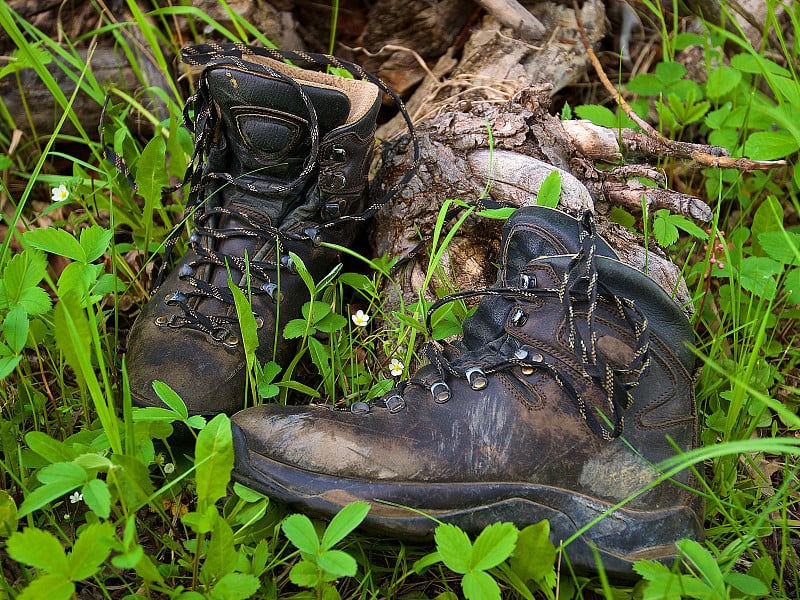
[321,501,370,549]
[653,211,679,246]
[470,522,518,571]
[413,551,442,574]
[1,247,47,306]
[229,281,259,370]
[282,513,320,555]
[783,267,800,298]
[7,527,69,576]
[36,461,87,487]
[758,230,800,264]
[676,539,725,595]
[17,286,52,316]
[745,130,799,161]
[277,380,321,398]
[17,479,78,517]
[731,53,790,76]
[23,227,86,262]
[510,521,556,582]
[79,226,113,263]
[109,454,155,513]
[573,104,617,128]
[289,252,315,295]
[233,481,267,503]
[725,572,770,597]
[462,570,501,600]
[17,574,74,600]
[81,479,111,519]
[149,382,186,420]
[308,337,332,381]
[314,310,348,334]
[289,559,320,588]
[317,549,358,579]
[315,262,344,292]
[53,296,92,387]
[182,507,216,534]
[627,73,663,96]
[0,490,17,537]
[739,256,781,299]
[706,65,741,99]
[434,523,472,574]
[535,170,561,209]
[212,572,261,600]
[0,355,21,380]
[633,560,683,600]
[751,195,784,243]
[24,431,78,464]
[283,318,309,339]
[655,61,686,84]
[67,522,114,581]
[195,414,234,513]
[135,136,168,207]
[338,272,372,291]
[4,304,29,353]
[203,514,237,580]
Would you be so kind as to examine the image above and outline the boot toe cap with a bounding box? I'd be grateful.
[126,320,246,415]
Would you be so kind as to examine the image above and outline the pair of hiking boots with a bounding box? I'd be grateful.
[126,43,704,578]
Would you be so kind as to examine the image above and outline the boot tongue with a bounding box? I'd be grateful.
[194,68,352,307]
[206,67,351,211]
[461,207,618,349]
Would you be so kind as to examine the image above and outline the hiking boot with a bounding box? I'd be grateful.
[230,206,704,577]
[126,44,404,415]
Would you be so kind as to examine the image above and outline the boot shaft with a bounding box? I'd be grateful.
[199,54,382,226]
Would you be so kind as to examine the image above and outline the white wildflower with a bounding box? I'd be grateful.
[69,491,83,504]
[51,184,69,202]
[163,462,175,474]
[389,358,404,377]
[351,309,370,327]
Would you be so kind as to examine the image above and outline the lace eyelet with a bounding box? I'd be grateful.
[514,348,528,360]
[179,264,195,278]
[465,367,488,391]
[521,365,535,376]
[155,315,169,326]
[519,273,536,288]
[510,307,527,327]
[261,282,281,302]
[430,381,451,403]
[280,255,297,273]
[385,395,405,413]
[350,401,370,414]
[304,227,322,245]
[321,200,345,220]
[329,147,347,162]
[165,291,187,305]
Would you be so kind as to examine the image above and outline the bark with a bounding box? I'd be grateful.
[371,90,697,319]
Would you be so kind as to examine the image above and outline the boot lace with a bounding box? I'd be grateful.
[378,213,651,441]
[102,43,420,340]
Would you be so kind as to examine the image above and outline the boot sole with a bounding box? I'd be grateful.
[232,426,703,579]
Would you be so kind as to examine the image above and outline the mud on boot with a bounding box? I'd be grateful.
[230,205,704,578]
[125,44,416,416]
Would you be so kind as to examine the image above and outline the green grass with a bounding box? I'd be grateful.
[1,1,799,598]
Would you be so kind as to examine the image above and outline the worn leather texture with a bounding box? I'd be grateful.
[126,57,381,415]
[231,206,704,577]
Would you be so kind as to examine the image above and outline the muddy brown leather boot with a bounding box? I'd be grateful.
[230,206,704,578]
[126,44,405,415]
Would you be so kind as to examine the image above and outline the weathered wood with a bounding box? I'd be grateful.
[371,91,696,319]
[349,0,474,98]
[377,0,607,141]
